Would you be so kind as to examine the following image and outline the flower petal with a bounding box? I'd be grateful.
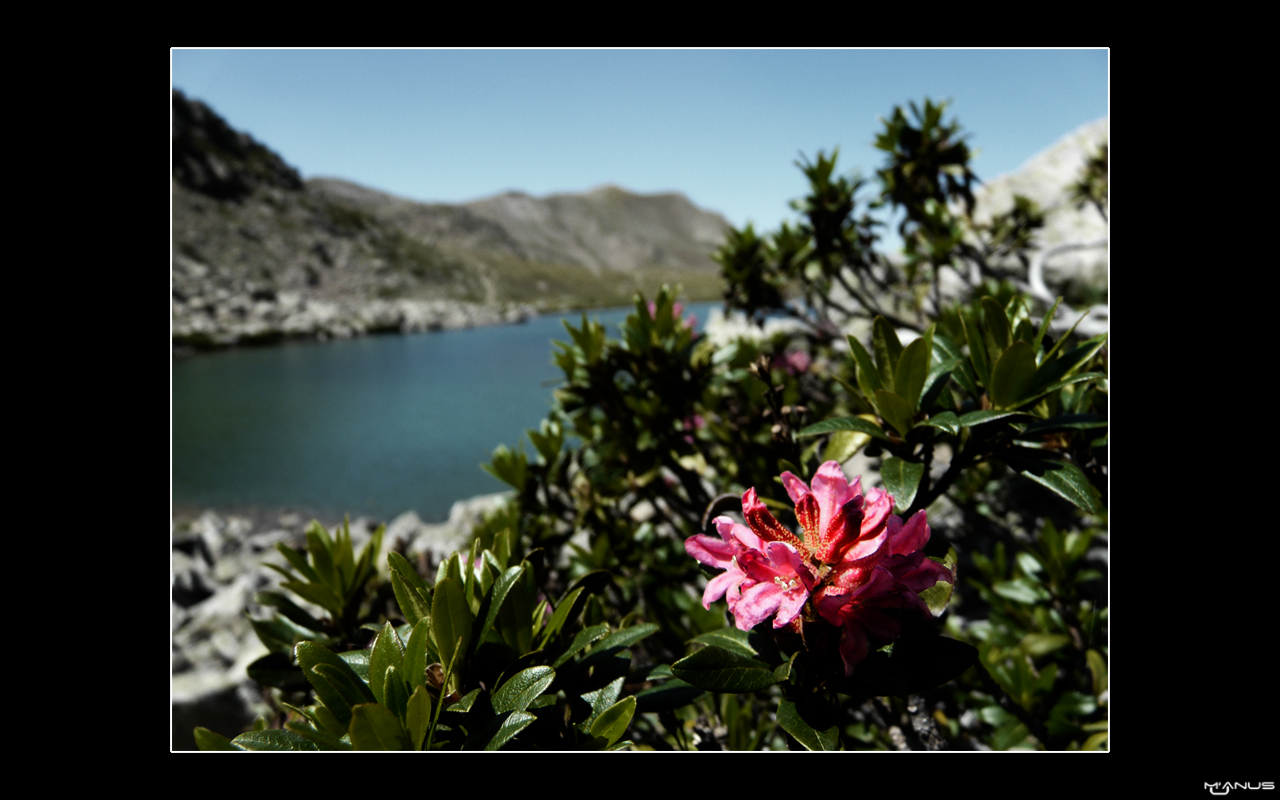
[702,569,740,609]
[794,493,821,544]
[685,533,736,570]
[887,510,931,556]
[840,524,888,564]
[734,582,783,630]
[772,587,809,629]
[886,551,953,593]
[860,486,893,538]
[816,500,868,562]
[742,488,802,547]
[780,471,811,504]
[714,516,762,552]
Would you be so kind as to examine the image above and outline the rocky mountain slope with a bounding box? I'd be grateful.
[971,117,1109,300]
[171,90,729,351]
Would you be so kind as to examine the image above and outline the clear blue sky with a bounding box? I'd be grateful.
[171,49,1108,245]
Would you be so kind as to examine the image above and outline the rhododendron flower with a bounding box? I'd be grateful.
[686,461,952,675]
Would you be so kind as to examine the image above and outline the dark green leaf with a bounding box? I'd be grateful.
[193,726,237,751]
[895,332,932,411]
[248,616,304,655]
[777,697,839,751]
[312,703,346,738]
[384,665,410,721]
[295,641,374,726]
[1019,372,1107,406]
[989,341,1037,409]
[230,729,319,751]
[432,578,474,681]
[390,567,430,626]
[774,652,799,684]
[920,358,960,412]
[254,590,326,632]
[552,623,609,668]
[273,542,321,584]
[880,457,924,514]
[314,663,375,710]
[832,374,876,414]
[960,309,991,387]
[688,628,757,658]
[497,565,537,655]
[590,623,660,656]
[404,617,434,691]
[368,622,405,707]
[846,333,884,398]
[337,650,370,682]
[479,564,527,647]
[633,679,705,713]
[981,296,1011,362]
[1020,414,1107,436]
[305,524,337,587]
[539,586,584,647]
[934,334,980,397]
[921,411,960,436]
[484,711,537,751]
[1022,461,1105,514]
[1030,334,1107,396]
[671,645,776,692]
[581,676,624,730]
[278,579,341,617]
[957,409,1033,427]
[873,317,904,391]
[589,696,637,746]
[796,416,889,441]
[246,651,309,691]
[874,389,915,437]
[283,718,352,750]
[1031,297,1063,354]
[1040,311,1093,364]
[348,703,411,751]
[406,684,433,751]
[492,666,555,714]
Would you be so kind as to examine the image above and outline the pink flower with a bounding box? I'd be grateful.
[686,517,814,631]
[685,461,952,675]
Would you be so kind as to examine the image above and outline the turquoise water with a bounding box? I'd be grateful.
[171,302,719,522]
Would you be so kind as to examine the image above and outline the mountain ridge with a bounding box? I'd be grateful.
[171,90,729,351]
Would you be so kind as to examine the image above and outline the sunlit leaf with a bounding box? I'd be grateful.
[230,729,319,751]
[348,703,411,751]
[796,416,890,441]
[881,457,924,513]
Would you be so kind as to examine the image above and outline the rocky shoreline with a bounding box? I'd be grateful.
[170,493,509,750]
[171,283,538,357]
